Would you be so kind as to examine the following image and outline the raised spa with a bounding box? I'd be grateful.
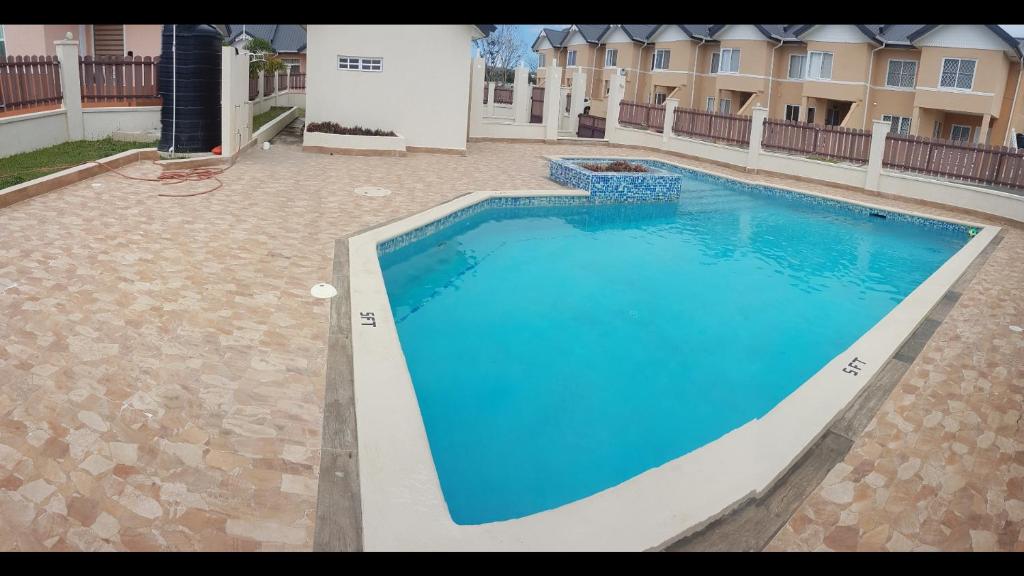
[375,159,972,526]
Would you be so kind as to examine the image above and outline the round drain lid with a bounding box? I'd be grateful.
[354,186,391,197]
[1010,325,1023,333]
[311,282,338,299]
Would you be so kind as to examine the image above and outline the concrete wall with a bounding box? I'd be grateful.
[307,25,481,151]
[2,24,159,58]
[82,106,160,139]
[0,109,69,157]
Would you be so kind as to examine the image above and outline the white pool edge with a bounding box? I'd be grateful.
[346,162,999,551]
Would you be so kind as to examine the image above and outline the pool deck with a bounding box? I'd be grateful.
[0,139,1021,551]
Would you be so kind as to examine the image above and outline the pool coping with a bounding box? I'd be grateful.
[325,157,1000,551]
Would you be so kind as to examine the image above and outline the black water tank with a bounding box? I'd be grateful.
[158,25,222,153]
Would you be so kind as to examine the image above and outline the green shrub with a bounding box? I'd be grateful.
[305,122,397,137]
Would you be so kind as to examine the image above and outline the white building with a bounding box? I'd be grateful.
[305,25,494,154]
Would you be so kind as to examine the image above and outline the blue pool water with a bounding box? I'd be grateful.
[378,162,970,525]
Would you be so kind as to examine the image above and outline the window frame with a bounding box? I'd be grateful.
[881,114,912,136]
[939,57,976,91]
[950,124,972,142]
[654,92,667,106]
[717,48,740,74]
[885,59,917,89]
[567,49,577,67]
[719,98,731,114]
[806,50,834,81]
[788,53,806,80]
[710,51,720,74]
[0,25,6,60]
[338,55,383,72]
[605,48,618,68]
[785,104,800,121]
[706,96,715,112]
[652,48,670,71]
[537,53,545,67]
[933,120,943,139]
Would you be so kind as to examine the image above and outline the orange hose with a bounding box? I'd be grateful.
[89,151,238,197]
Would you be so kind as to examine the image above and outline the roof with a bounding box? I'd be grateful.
[576,25,611,43]
[534,27,570,50]
[789,24,881,44]
[227,24,307,53]
[907,24,1022,57]
[620,24,659,42]
[709,24,801,42]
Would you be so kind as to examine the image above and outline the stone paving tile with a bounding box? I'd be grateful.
[0,139,1021,550]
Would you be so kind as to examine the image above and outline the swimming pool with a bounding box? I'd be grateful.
[376,159,971,525]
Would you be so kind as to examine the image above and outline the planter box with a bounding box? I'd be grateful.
[303,130,406,156]
[548,157,683,202]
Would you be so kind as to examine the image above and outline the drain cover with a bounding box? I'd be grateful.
[1011,325,1023,333]
[311,283,338,299]
[354,186,391,197]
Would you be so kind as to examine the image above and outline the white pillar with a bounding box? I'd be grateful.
[513,65,530,124]
[865,119,891,191]
[605,68,625,142]
[54,38,83,140]
[569,70,587,133]
[663,98,678,143]
[257,70,265,100]
[469,57,486,138]
[543,65,563,142]
[979,113,991,144]
[747,106,768,172]
[486,81,496,117]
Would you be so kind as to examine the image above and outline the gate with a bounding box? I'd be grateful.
[530,86,544,123]
[577,114,606,139]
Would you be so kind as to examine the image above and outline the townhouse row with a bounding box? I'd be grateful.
[533,24,1024,147]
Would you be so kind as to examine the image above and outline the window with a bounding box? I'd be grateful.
[886,60,917,88]
[807,107,815,123]
[0,25,5,60]
[537,53,545,67]
[950,124,972,142]
[788,54,806,79]
[806,51,833,80]
[785,104,800,121]
[719,99,731,114]
[605,48,618,67]
[567,50,577,66]
[882,114,912,135]
[706,97,715,112]
[654,92,667,106]
[710,52,720,74]
[604,80,610,96]
[338,56,382,72]
[282,58,301,73]
[652,49,670,70]
[940,58,976,90]
[717,48,740,74]
[933,121,943,139]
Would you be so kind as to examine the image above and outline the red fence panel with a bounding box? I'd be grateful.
[288,73,305,92]
[530,85,544,124]
[883,134,1024,190]
[618,101,665,132]
[79,55,160,106]
[671,107,752,148]
[0,55,63,112]
[761,119,872,164]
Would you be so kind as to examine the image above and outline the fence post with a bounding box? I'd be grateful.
[469,57,486,138]
[568,70,587,134]
[54,36,84,140]
[513,64,530,124]
[605,68,625,143]
[543,64,563,142]
[865,119,891,191]
[486,81,496,117]
[747,106,767,172]
[663,98,678,142]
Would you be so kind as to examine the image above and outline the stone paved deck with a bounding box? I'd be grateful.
[0,139,1021,551]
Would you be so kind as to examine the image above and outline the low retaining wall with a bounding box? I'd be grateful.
[253,91,306,116]
[254,106,301,148]
[471,120,546,141]
[303,130,406,157]
[82,106,161,140]
[0,109,70,158]
[878,171,1024,224]
[0,147,158,209]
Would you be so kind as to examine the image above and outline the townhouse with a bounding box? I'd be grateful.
[534,24,1024,147]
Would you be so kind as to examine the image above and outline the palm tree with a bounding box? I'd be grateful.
[245,37,285,79]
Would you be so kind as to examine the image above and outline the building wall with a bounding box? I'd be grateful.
[306,25,479,151]
[647,39,696,104]
[0,24,162,58]
[123,25,161,57]
[3,25,48,56]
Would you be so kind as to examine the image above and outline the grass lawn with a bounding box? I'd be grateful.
[253,106,295,132]
[1,138,158,190]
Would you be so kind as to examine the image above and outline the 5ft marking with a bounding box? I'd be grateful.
[360,312,377,327]
[842,356,866,376]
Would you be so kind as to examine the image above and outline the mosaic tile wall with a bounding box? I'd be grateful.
[549,158,683,203]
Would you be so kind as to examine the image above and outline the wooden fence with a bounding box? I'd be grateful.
[0,55,63,112]
[618,101,665,132]
[671,107,752,147]
[263,73,276,97]
[883,134,1024,190]
[79,55,160,105]
[530,86,544,123]
[577,114,606,139]
[288,73,306,92]
[249,77,259,101]
[761,119,872,164]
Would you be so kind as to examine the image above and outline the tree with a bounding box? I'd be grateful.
[244,37,285,79]
[474,25,528,84]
